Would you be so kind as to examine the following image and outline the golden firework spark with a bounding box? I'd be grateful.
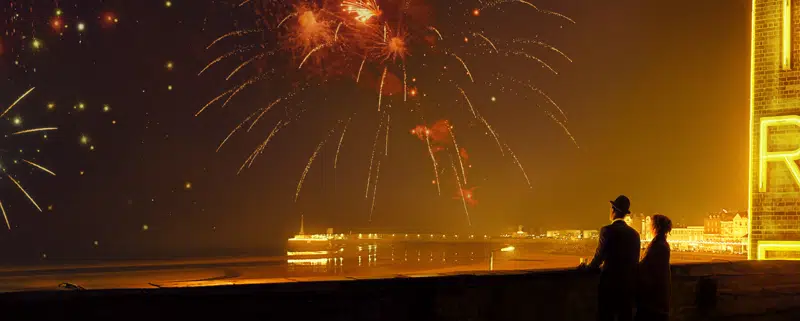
[206,29,262,50]
[7,175,42,212]
[365,120,382,198]
[295,139,326,202]
[473,32,498,53]
[11,127,58,135]
[298,44,326,69]
[449,156,471,226]
[457,86,478,118]
[0,201,8,230]
[333,117,352,169]
[425,133,441,195]
[369,159,381,222]
[356,57,366,83]
[505,144,532,189]
[377,67,387,111]
[451,54,474,82]
[342,0,381,23]
[22,159,56,176]
[1,87,35,119]
[448,126,468,185]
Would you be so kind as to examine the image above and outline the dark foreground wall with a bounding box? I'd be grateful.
[1,261,800,321]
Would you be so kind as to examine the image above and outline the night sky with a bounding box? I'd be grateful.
[0,0,752,263]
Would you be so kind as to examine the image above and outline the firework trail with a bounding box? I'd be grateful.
[299,44,327,69]
[505,144,532,189]
[277,13,298,28]
[504,50,558,74]
[247,98,283,131]
[365,120,382,198]
[403,64,407,102]
[369,159,381,222]
[22,159,56,176]
[239,120,284,174]
[227,51,271,81]
[295,139,327,202]
[449,155,471,226]
[427,26,444,40]
[451,53,474,83]
[377,67,387,111]
[545,110,580,148]
[356,57,366,82]
[1,87,35,118]
[206,29,262,50]
[196,89,234,116]
[7,175,41,212]
[425,133,441,195]
[506,74,567,121]
[11,127,58,135]
[0,201,8,230]
[199,44,260,76]
[448,126,468,185]
[474,32,498,53]
[216,112,257,152]
[479,115,504,156]
[334,22,343,41]
[384,113,390,156]
[482,0,576,24]
[513,38,572,62]
[334,117,352,169]
[457,86,478,118]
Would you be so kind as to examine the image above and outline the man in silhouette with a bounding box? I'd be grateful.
[585,195,641,321]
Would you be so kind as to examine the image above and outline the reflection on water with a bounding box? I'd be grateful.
[285,242,499,277]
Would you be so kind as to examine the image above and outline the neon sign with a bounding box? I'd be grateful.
[758,115,800,192]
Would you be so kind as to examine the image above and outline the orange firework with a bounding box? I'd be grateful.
[341,0,382,23]
[200,0,576,226]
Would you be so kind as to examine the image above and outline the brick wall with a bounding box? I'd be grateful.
[750,0,800,259]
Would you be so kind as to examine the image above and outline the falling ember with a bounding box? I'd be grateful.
[295,139,327,202]
[226,52,270,81]
[513,38,573,62]
[7,175,42,212]
[505,144,532,189]
[377,67,387,111]
[334,117,352,169]
[451,54,474,82]
[403,64,407,102]
[472,9,481,16]
[450,157,472,226]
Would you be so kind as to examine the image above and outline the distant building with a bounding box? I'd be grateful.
[669,226,705,251]
[546,230,582,240]
[582,230,599,239]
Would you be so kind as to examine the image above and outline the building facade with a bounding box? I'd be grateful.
[750,0,800,259]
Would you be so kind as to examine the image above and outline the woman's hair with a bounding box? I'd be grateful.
[651,214,673,236]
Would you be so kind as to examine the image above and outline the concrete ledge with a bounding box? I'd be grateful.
[1,261,799,321]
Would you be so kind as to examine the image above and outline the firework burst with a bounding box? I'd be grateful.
[0,88,58,230]
[200,0,577,226]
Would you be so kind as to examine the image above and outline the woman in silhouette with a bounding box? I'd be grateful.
[636,214,672,321]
